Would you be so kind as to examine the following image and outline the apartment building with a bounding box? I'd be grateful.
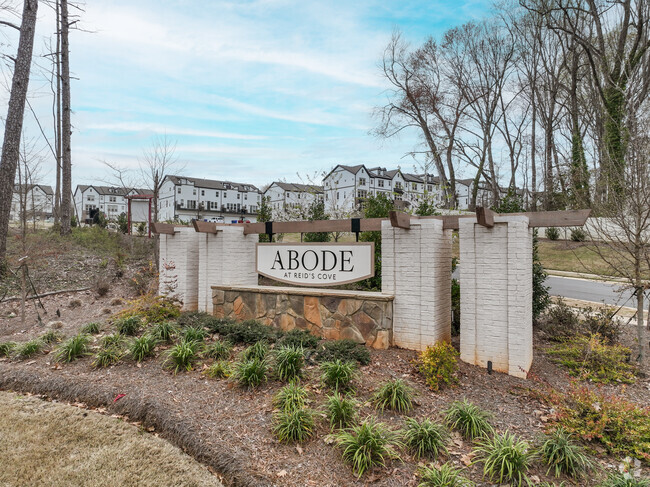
[74,185,145,222]
[10,184,54,221]
[263,182,323,220]
[158,175,261,223]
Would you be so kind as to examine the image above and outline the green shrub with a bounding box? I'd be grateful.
[451,279,461,336]
[116,295,180,324]
[204,317,237,335]
[177,311,219,329]
[222,319,282,344]
[54,334,90,363]
[150,321,178,343]
[93,347,123,368]
[583,306,621,343]
[100,333,125,348]
[274,345,305,381]
[16,339,43,359]
[598,473,650,487]
[315,339,371,365]
[182,325,208,343]
[129,334,158,362]
[333,418,401,478]
[325,392,357,430]
[203,360,232,379]
[372,378,415,413]
[546,334,636,384]
[276,329,320,349]
[417,463,475,487]
[554,385,650,461]
[204,339,232,360]
[540,299,583,341]
[80,322,101,334]
[273,408,315,442]
[403,417,448,460]
[444,399,493,440]
[570,228,587,242]
[546,227,560,240]
[273,382,309,412]
[539,427,591,478]
[473,431,534,486]
[40,330,64,344]
[0,341,17,357]
[416,342,459,391]
[320,359,357,391]
[163,340,201,374]
[115,316,141,336]
[234,358,268,388]
[241,340,269,362]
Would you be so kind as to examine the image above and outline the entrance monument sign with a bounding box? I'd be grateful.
[256,242,374,286]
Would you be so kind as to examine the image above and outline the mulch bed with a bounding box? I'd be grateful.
[1,293,649,486]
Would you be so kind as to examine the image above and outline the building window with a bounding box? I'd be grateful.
[237,193,240,200]
[223,191,227,199]
[412,183,417,190]
[87,195,95,201]
[245,194,248,200]
[357,190,367,198]
[359,177,366,186]
[109,196,117,202]
[337,192,340,200]
[177,187,181,194]
[427,185,432,192]
[201,190,205,196]
[193,189,196,195]
[378,180,384,188]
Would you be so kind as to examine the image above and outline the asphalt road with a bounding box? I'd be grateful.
[546,275,636,307]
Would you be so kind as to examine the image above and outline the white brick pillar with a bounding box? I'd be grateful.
[459,216,533,378]
[381,218,452,350]
[197,225,258,312]
[158,227,200,311]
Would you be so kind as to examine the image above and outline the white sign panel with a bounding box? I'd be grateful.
[256,243,375,287]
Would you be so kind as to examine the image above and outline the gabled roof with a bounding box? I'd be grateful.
[267,182,323,194]
[165,175,260,193]
[75,185,138,197]
[13,184,54,195]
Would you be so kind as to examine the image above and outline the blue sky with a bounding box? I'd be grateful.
[7,0,493,189]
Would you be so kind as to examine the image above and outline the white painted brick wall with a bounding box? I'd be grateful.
[158,227,199,311]
[382,218,452,351]
[459,216,533,378]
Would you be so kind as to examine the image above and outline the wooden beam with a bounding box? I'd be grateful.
[243,218,385,235]
[192,220,221,234]
[476,207,495,228]
[150,222,176,235]
[517,209,591,228]
[389,211,410,229]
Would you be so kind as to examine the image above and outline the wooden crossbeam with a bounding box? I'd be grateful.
[389,211,410,229]
[150,222,177,235]
[192,220,222,234]
[476,207,495,228]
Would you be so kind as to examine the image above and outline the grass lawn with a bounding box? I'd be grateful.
[0,391,222,487]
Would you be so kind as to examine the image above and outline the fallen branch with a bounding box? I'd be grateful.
[1,287,91,303]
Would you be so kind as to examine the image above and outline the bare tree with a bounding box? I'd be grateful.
[0,0,39,270]
[59,0,72,234]
[139,134,181,223]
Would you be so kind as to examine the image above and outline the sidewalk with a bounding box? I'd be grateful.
[546,269,628,284]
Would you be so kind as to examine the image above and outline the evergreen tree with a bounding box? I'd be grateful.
[257,196,272,242]
[303,199,330,242]
[360,193,395,290]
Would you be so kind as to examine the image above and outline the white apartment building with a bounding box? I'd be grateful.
[322,164,443,215]
[74,185,144,222]
[10,184,54,221]
[158,175,261,223]
[263,182,323,220]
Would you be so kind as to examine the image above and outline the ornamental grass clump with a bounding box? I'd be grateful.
[538,427,591,478]
[0,341,17,357]
[333,417,401,478]
[16,339,43,359]
[241,340,269,362]
[273,382,309,412]
[274,345,305,381]
[273,408,315,443]
[80,322,101,334]
[403,417,448,460]
[546,334,636,384]
[204,339,232,360]
[325,392,357,430]
[416,342,459,391]
[372,378,415,413]
[444,399,493,440]
[417,462,475,487]
[54,334,91,363]
[598,473,650,487]
[473,431,534,486]
[115,316,141,336]
[164,339,201,374]
[203,360,232,379]
[234,357,268,388]
[150,321,178,343]
[92,346,123,368]
[129,334,158,362]
[320,359,357,391]
[315,339,371,365]
[100,333,125,348]
[40,330,63,344]
[182,325,208,344]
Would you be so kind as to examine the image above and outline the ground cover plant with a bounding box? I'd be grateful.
[403,417,448,460]
[333,417,401,478]
[80,322,101,334]
[273,408,315,443]
[204,339,232,360]
[150,321,178,343]
[416,341,459,391]
[234,357,268,388]
[54,334,90,363]
[320,359,357,391]
[15,339,43,359]
[163,339,201,374]
[473,431,534,486]
[325,392,357,430]
[444,399,494,440]
[115,316,141,336]
[220,319,282,344]
[277,329,320,349]
[40,330,63,344]
[417,462,475,487]
[115,295,181,324]
[181,325,208,343]
[315,339,371,365]
[274,345,304,381]
[372,378,415,413]
[598,473,650,487]
[203,360,231,379]
[0,341,17,357]
[100,333,125,348]
[546,334,636,383]
[93,346,123,368]
[241,340,269,362]
[273,382,309,412]
[538,427,591,478]
[129,334,158,362]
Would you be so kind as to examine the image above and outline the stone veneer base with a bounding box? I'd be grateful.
[212,285,394,349]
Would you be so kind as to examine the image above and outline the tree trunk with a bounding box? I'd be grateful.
[60,0,72,235]
[637,288,646,364]
[53,0,62,225]
[0,0,39,268]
